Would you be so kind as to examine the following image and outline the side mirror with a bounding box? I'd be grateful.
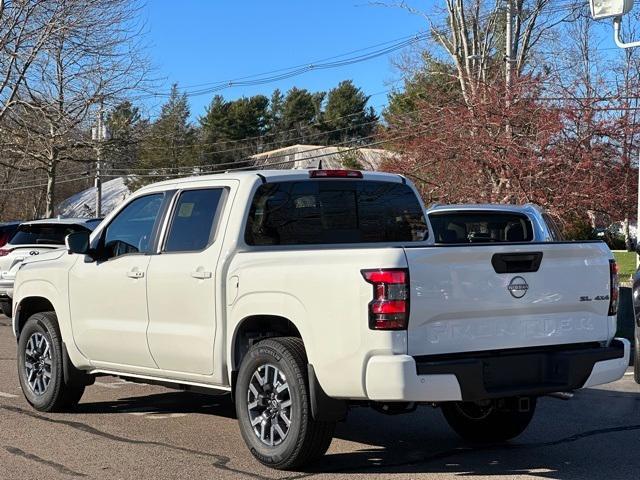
[65,231,90,255]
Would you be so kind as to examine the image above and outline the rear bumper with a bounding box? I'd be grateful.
[365,339,629,402]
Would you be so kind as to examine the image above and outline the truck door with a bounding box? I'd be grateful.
[69,193,167,368]
[146,184,232,376]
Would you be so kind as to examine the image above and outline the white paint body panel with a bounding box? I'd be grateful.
[405,242,615,356]
[11,170,628,403]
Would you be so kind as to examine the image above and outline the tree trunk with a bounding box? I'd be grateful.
[45,160,56,218]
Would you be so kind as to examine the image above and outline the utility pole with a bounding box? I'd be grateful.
[92,101,108,218]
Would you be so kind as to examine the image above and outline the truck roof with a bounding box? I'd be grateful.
[136,169,406,193]
[20,218,102,227]
[427,203,544,215]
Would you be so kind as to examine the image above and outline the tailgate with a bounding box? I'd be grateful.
[405,242,613,356]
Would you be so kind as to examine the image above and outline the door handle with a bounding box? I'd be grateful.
[191,270,212,280]
[127,269,144,279]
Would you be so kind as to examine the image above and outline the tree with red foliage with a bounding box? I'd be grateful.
[382,77,637,231]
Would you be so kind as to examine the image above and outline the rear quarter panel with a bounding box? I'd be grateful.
[226,247,409,399]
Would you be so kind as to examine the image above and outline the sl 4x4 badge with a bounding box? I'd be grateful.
[580,295,610,302]
[507,276,529,299]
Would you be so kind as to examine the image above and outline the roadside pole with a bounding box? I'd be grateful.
[92,102,107,218]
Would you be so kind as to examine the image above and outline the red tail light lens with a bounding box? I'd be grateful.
[0,248,11,257]
[361,268,409,330]
[309,169,363,178]
[608,259,619,316]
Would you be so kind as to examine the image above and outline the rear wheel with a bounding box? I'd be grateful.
[442,397,536,443]
[634,326,640,384]
[17,312,87,412]
[235,337,335,470]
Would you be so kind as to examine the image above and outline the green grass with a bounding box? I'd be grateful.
[614,251,636,281]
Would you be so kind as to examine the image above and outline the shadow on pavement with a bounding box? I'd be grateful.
[76,391,236,419]
[73,384,640,478]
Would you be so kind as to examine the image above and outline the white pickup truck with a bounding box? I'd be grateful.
[11,169,629,469]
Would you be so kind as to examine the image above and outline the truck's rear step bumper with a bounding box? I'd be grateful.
[414,340,626,401]
[364,339,629,403]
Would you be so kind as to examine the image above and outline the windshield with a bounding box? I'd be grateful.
[10,224,91,246]
[429,211,534,243]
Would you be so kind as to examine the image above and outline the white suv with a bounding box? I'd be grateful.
[0,218,100,316]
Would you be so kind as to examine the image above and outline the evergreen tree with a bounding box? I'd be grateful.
[199,94,269,166]
[384,56,462,121]
[105,101,147,173]
[281,87,324,144]
[131,85,196,189]
[265,89,285,147]
[324,80,378,145]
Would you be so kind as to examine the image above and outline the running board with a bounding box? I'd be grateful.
[88,369,231,396]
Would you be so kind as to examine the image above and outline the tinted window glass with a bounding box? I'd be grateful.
[164,189,224,252]
[0,224,19,247]
[104,194,164,257]
[10,224,90,246]
[245,180,428,245]
[429,211,533,243]
[542,213,564,241]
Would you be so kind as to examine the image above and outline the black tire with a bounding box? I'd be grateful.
[17,311,87,412]
[634,327,640,384]
[442,397,537,443]
[0,299,12,318]
[235,337,335,470]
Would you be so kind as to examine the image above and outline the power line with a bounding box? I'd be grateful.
[139,33,430,99]
[140,1,584,100]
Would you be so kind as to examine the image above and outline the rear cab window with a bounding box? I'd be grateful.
[429,211,534,243]
[10,224,91,246]
[245,179,428,246]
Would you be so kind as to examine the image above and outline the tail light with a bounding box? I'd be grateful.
[309,170,363,178]
[608,259,619,316]
[0,248,11,257]
[361,268,409,330]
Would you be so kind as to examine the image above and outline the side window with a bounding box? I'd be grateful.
[542,213,564,241]
[103,194,164,258]
[163,188,225,252]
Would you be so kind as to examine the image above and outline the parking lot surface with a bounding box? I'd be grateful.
[1,314,639,479]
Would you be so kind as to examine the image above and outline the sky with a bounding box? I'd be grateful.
[142,1,428,119]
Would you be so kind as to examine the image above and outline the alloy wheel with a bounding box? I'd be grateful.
[247,363,292,446]
[24,332,52,396]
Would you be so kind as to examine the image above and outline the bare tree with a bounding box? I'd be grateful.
[0,1,67,124]
[2,0,150,217]
[379,0,580,105]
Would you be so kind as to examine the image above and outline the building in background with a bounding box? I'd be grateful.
[250,144,394,170]
[56,177,130,218]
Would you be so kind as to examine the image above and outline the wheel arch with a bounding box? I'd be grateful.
[230,314,303,373]
[14,296,56,339]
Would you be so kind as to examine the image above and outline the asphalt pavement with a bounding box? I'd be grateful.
[1,314,639,479]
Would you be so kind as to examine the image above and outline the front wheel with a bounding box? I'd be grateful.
[235,337,335,470]
[17,312,87,412]
[442,397,537,443]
